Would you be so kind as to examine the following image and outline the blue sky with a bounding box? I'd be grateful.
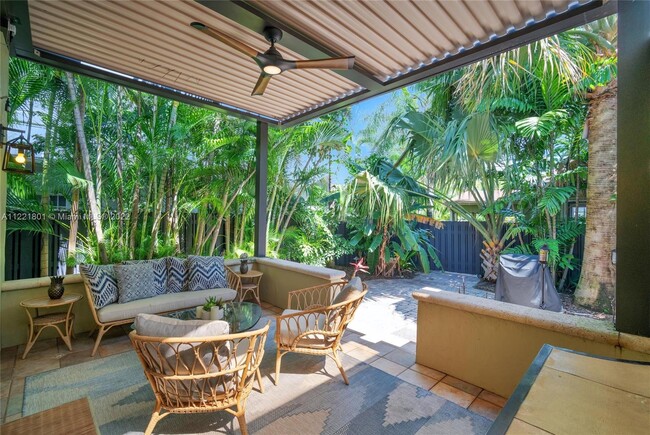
[330,91,398,185]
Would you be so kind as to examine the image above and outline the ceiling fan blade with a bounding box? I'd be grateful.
[290,56,355,70]
[251,74,272,96]
[191,22,259,58]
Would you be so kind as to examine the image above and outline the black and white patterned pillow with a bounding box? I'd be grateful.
[79,264,119,309]
[114,263,157,303]
[166,257,188,293]
[123,258,167,295]
[187,255,228,291]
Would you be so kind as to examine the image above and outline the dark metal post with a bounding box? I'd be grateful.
[616,0,650,336]
[254,121,268,258]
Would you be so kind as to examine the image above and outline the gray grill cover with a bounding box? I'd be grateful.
[495,254,562,312]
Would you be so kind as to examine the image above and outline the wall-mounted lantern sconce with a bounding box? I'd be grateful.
[2,125,35,174]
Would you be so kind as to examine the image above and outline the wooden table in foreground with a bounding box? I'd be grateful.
[0,397,97,435]
[19,293,82,359]
[488,344,650,434]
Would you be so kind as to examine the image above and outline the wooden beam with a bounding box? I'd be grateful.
[616,0,650,337]
[254,121,268,257]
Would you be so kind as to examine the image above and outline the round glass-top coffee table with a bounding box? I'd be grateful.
[167,301,262,333]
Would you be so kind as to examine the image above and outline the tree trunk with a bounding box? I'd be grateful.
[480,239,503,282]
[66,142,82,274]
[147,101,178,259]
[128,180,140,258]
[65,72,109,264]
[574,80,617,310]
[39,89,56,276]
[116,86,125,247]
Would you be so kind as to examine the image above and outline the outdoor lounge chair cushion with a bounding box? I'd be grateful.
[80,264,119,309]
[278,309,327,347]
[123,258,167,295]
[114,262,158,303]
[187,255,228,291]
[97,288,237,322]
[135,313,230,338]
[332,277,363,305]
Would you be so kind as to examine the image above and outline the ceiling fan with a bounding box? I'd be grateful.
[191,22,355,96]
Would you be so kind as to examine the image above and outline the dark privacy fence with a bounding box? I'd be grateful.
[5,213,204,281]
[5,218,584,281]
[336,221,585,280]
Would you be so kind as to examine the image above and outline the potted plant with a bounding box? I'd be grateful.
[198,296,225,320]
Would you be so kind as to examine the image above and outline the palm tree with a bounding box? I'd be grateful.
[65,72,109,264]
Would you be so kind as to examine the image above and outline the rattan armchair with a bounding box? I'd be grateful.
[274,281,368,385]
[130,322,269,435]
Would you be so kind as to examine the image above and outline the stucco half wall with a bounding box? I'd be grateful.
[413,289,650,398]
[255,258,346,308]
[0,258,345,348]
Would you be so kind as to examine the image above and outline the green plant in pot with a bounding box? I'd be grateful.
[196,297,225,320]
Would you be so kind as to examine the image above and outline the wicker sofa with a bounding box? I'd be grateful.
[80,256,239,356]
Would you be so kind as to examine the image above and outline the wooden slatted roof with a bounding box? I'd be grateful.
[4,0,614,126]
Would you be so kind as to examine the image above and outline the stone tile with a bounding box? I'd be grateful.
[4,413,22,423]
[479,389,508,407]
[57,335,97,353]
[0,365,13,383]
[383,348,416,367]
[409,363,446,381]
[399,341,417,354]
[13,355,59,378]
[347,347,380,364]
[469,397,502,421]
[98,339,133,357]
[358,340,396,357]
[1,380,11,398]
[59,350,101,368]
[1,346,17,366]
[370,358,407,376]
[430,382,475,408]
[340,340,361,353]
[9,377,25,396]
[398,369,439,390]
[16,338,58,357]
[440,375,482,396]
[341,331,362,343]
[5,390,23,418]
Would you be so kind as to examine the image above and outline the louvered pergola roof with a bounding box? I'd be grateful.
[5,0,614,126]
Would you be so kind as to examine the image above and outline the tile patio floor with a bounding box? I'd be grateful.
[0,271,505,430]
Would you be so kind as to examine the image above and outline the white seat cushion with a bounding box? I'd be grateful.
[278,309,327,347]
[134,313,229,338]
[98,288,237,322]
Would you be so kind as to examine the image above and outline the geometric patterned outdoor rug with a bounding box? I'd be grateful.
[23,325,490,434]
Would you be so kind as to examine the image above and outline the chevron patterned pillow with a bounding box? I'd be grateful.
[123,258,167,295]
[79,264,119,309]
[166,257,188,293]
[187,255,228,292]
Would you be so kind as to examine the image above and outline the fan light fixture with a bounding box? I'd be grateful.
[191,22,355,96]
[262,65,282,75]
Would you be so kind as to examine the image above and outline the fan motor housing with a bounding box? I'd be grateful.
[263,27,283,44]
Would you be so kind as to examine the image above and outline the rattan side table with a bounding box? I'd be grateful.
[234,270,263,305]
[20,293,82,359]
